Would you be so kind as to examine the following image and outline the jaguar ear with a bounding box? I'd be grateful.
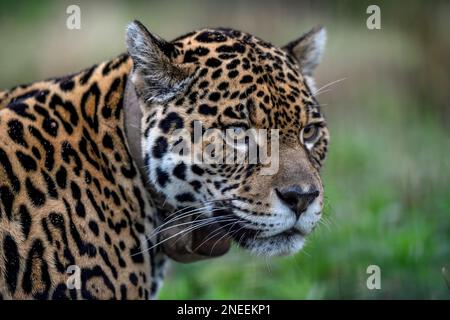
[283,26,326,76]
[126,20,192,103]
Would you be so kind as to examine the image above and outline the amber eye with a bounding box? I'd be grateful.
[301,125,320,144]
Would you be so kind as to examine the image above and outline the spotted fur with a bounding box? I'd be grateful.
[0,21,329,299]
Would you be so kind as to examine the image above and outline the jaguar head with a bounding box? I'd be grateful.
[126,21,329,258]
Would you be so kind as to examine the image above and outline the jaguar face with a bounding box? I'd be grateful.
[126,21,329,257]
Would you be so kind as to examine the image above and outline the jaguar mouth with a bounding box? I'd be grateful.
[231,227,305,257]
[281,227,305,237]
[213,209,306,257]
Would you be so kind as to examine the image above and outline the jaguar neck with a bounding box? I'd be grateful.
[123,77,171,214]
[123,79,144,176]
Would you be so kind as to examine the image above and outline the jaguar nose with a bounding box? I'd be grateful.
[275,185,319,219]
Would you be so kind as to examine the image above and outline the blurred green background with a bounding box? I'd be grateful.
[1,0,449,299]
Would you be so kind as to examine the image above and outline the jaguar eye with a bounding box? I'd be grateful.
[231,126,244,135]
[225,124,248,138]
[301,125,320,144]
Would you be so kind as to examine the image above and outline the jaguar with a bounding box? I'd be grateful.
[0,20,329,299]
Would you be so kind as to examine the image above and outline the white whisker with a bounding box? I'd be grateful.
[151,206,229,237]
[147,209,231,240]
[208,219,243,254]
[313,77,347,95]
[192,219,241,252]
[135,217,238,256]
[314,88,333,97]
